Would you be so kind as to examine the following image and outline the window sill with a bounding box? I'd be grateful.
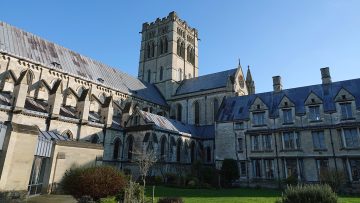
[313,148,328,152]
[250,150,274,153]
[340,147,360,150]
[280,149,303,152]
[282,122,294,125]
[252,124,267,127]
[340,117,356,121]
[310,120,322,123]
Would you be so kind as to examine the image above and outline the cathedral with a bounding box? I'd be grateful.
[0,11,359,195]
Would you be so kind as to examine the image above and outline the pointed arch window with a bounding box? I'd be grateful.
[159,39,164,55]
[176,139,182,162]
[159,66,164,81]
[160,136,167,161]
[177,39,181,55]
[213,98,219,121]
[151,41,155,57]
[176,103,182,121]
[147,69,151,83]
[194,101,200,125]
[164,37,168,53]
[147,43,151,59]
[113,138,121,160]
[127,136,134,160]
[190,141,196,163]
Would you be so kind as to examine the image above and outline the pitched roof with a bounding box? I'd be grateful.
[218,78,360,122]
[0,21,167,106]
[175,68,237,95]
[139,110,214,139]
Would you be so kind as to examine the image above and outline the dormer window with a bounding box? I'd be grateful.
[283,109,293,124]
[51,61,62,69]
[309,105,321,121]
[340,103,353,120]
[253,112,265,126]
[97,78,104,83]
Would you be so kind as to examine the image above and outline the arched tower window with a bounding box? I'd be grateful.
[176,139,182,162]
[147,43,151,59]
[187,46,191,62]
[113,138,121,160]
[194,101,200,125]
[147,69,151,83]
[159,39,164,55]
[176,103,182,121]
[213,98,219,122]
[151,41,155,57]
[180,42,185,58]
[159,66,163,81]
[164,37,168,53]
[177,39,181,55]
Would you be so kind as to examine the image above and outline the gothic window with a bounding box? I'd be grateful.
[159,66,164,81]
[187,46,191,62]
[177,39,181,55]
[190,141,196,163]
[164,37,168,53]
[176,139,182,162]
[147,69,151,83]
[180,42,185,58]
[238,75,244,88]
[151,41,155,57]
[127,135,134,160]
[113,138,121,160]
[206,147,211,162]
[62,130,73,140]
[160,136,167,160]
[213,98,219,121]
[194,101,200,125]
[176,103,182,121]
[159,39,164,55]
[147,43,151,59]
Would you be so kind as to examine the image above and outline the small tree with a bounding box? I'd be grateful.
[220,159,239,187]
[134,149,158,202]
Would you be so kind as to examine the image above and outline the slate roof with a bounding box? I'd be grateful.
[218,78,360,122]
[0,21,167,106]
[0,92,12,106]
[139,110,214,139]
[175,68,237,95]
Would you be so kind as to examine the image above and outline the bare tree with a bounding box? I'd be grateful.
[134,149,158,202]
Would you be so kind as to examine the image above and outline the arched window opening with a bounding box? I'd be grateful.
[213,98,219,122]
[159,66,164,81]
[206,147,211,162]
[127,136,134,160]
[187,46,191,62]
[164,37,168,53]
[147,43,151,59]
[62,130,73,140]
[159,39,164,55]
[190,142,196,163]
[176,103,182,121]
[160,136,167,160]
[176,139,182,162]
[113,138,121,160]
[147,69,151,83]
[151,41,155,57]
[194,101,200,125]
[180,42,185,58]
[177,39,181,55]
[90,134,99,144]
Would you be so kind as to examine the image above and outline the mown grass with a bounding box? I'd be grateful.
[146,186,360,203]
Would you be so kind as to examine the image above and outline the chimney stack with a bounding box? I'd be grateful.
[320,67,331,84]
[272,76,282,92]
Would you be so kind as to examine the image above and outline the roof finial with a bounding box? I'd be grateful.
[238,58,241,66]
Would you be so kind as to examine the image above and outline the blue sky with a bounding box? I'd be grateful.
[1,0,360,93]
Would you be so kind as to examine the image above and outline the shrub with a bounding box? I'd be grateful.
[158,197,184,203]
[220,159,239,186]
[61,165,127,201]
[283,175,298,186]
[320,169,346,193]
[124,180,144,203]
[0,190,27,203]
[277,184,338,203]
[99,196,117,203]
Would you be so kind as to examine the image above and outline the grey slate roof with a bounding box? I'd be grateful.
[175,68,237,95]
[139,110,214,139]
[0,21,167,106]
[218,78,360,122]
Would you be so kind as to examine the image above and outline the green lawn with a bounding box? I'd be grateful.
[146,186,360,203]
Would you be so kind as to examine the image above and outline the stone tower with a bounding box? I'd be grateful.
[138,11,199,99]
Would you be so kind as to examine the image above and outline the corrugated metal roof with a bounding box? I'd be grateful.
[175,68,237,95]
[139,110,214,139]
[218,78,360,122]
[0,21,167,106]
